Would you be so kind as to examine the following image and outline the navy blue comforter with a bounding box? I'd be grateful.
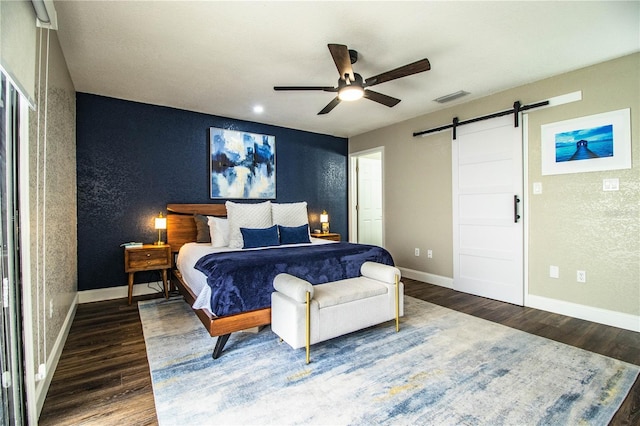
[194,242,394,317]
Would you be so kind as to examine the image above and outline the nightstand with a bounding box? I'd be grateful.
[124,244,171,305]
[312,232,341,241]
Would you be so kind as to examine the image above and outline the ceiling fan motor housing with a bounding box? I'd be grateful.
[338,73,364,89]
[348,49,358,64]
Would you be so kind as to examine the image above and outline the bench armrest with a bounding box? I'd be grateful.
[360,262,401,284]
[273,273,314,303]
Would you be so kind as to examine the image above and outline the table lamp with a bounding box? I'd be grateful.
[154,212,167,245]
[320,210,329,234]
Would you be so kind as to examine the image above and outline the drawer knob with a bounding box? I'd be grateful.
[146,253,151,257]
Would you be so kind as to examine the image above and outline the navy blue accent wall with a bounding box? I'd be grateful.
[77,93,348,291]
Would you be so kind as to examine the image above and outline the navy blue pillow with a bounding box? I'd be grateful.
[278,224,311,245]
[241,225,280,249]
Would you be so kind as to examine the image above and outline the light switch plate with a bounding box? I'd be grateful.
[533,182,542,194]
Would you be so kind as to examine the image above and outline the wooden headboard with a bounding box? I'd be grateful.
[166,203,227,254]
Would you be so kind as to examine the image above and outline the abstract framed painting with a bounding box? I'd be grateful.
[541,108,631,175]
[209,127,276,199]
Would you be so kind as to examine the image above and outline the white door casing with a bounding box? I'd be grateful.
[452,115,524,305]
[357,154,383,246]
[349,148,384,246]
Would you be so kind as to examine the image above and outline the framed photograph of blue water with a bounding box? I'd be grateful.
[209,127,276,199]
[541,108,631,176]
[554,125,613,163]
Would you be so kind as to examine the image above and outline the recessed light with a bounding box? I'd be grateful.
[253,105,264,114]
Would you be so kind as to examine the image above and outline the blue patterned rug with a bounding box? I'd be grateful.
[139,296,638,425]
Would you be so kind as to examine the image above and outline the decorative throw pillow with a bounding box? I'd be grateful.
[194,214,211,243]
[272,202,309,227]
[226,201,272,249]
[208,216,230,247]
[279,224,311,245]
[241,225,280,249]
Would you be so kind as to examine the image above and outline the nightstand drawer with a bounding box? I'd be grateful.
[125,245,171,272]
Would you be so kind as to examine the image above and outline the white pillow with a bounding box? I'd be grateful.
[272,202,309,227]
[208,216,230,248]
[226,201,272,248]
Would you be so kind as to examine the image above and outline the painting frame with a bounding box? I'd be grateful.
[209,127,276,199]
[541,108,631,176]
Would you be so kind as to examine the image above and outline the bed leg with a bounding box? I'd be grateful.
[212,334,231,359]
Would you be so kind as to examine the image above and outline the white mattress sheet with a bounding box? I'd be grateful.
[176,237,335,315]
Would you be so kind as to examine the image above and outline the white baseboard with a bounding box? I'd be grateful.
[35,292,78,417]
[526,294,640,333]
[78,281,166,304]
[398,268,639,332]
[399,267,453,289]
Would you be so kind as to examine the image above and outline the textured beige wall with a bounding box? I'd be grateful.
[350,53,639,316]
[526,54,639,315]
[28,29,77,376]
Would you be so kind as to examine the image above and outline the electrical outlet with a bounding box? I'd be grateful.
[549,265,559,279]
[602,178,619,191]
[427,250,433,258]
[414,248,420,257]
[35,364,46,381]
[576,270,586,283]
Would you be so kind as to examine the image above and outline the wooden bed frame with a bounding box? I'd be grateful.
[166,203,271,359]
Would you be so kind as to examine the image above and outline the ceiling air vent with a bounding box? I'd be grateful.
[434,90,470,104]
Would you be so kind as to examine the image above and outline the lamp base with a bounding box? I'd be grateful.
[154,241,164,245]
[321,222,330,234]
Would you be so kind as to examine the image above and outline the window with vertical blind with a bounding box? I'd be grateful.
[0,71,26,426]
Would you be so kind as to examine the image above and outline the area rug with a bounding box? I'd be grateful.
[139,296,639,425]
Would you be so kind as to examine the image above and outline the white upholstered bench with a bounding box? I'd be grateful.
[271,261,404,363]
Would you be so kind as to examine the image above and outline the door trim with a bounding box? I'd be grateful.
[522,114,530,307]
[348,146,385,245]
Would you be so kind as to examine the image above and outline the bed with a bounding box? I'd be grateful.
[166,202,394,359]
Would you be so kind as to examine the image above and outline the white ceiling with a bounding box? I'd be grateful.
[53,1,640,138]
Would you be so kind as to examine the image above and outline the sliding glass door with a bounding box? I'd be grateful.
[0,73,26,425]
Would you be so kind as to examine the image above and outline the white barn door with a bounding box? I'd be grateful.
[452,115,524,305]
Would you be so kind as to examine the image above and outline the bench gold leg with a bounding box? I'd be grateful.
[395,274,400,332]
[306,291,311,364]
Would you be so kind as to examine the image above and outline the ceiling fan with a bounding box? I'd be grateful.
[274,44,431,115]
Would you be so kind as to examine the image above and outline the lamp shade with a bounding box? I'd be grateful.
[155,216,167,230]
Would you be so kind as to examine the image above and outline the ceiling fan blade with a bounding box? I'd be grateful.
[274,86,337,92]
[318,97,341,115]
[328,44,355,82]
[365,58,431,87]
[363,90,401,107]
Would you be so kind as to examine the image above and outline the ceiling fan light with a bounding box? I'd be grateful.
[338,85,364,102]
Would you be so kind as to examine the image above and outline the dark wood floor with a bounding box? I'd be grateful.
[39,280,640,425]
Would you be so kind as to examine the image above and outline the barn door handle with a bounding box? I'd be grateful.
[514,195,521,223]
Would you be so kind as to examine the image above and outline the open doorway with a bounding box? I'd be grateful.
[349,147,384,246]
